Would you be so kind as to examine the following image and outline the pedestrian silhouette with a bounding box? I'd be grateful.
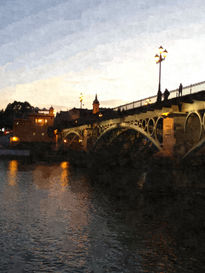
[164,88,170,101]
[178,83,183,96]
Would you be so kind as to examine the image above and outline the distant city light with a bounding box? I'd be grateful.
[145,99,151,105]
[10,136,20,142]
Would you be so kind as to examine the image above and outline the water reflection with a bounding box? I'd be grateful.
[138,223,178,273]
[32,161,69,191]
[60,161,69,189]
[32,161,91,232]
[89,160,205,272]
[8,160,18,186]
[0,159,204,272]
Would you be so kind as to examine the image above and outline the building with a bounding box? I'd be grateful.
[54,108,92,130]
[54,94,116,130]
[12,107,55,143]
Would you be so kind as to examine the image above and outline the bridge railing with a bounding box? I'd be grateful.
[113,80,205,111]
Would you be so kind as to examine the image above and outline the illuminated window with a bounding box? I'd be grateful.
[33,132,36,136]
[16,122,19,125]
[41,133,45,136]
[45,119,47,123]
[35,118,45,125]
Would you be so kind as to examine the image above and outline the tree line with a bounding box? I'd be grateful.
[0,101,37,129]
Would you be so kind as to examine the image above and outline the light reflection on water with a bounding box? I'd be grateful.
[60,161,69,189]
[0,159,204,272]
[8,160,18,186]
[32,162,70,191]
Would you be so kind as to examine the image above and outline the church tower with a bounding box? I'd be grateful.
[49,106,54,116]
[93,94,100,114]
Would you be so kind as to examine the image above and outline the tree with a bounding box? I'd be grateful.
[0,110,5,128]
[3,101,35,129]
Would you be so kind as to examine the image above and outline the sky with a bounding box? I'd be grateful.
[0,0,205,111]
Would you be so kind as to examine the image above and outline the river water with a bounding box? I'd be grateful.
[0,159,204,273]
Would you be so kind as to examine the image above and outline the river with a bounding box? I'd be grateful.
[0,158,204,273]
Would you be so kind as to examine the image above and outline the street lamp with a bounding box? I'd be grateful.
[155,46,168,102]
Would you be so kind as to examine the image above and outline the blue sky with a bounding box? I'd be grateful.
[0,0,205,110]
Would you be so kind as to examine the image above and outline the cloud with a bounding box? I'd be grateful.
[100,99,128,108]
[0,0,205,110]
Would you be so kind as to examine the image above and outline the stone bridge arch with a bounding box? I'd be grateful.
[93,122,162,151]
[62,130,84,150]
[62,130,82,140]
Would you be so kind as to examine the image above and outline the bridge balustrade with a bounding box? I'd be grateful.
[113,80,205,112]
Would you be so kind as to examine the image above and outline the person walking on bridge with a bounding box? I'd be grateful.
[164,88,170,101]
[179,83,183,96]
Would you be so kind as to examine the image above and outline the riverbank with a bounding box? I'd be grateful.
[0,149,30,157]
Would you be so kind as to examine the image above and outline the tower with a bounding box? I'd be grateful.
[93,94,99,114]
[49,106,54,116]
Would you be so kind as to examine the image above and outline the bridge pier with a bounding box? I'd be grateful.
[82,129,88,151]
[158,114,188,157]
[160,117,176,157]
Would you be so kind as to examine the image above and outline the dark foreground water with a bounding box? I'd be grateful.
[0,159,204,273]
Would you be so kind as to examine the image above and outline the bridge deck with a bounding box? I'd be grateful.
[113,80,205,111]
[117,90,205,115]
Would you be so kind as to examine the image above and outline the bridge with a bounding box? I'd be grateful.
[60,81,205,159]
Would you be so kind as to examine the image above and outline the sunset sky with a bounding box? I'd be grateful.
[0,0,205,111]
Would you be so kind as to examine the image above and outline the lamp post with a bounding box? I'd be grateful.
[155,46,168,102]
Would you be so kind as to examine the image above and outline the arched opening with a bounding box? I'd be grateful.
[94,127,159,168]
[63,132,83,151]
[155,117,163,144]
[185,112,202,145]
[147,118,155,136]
[142,119,147,130]
[94,124,160,151]
[139,120,142,128]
